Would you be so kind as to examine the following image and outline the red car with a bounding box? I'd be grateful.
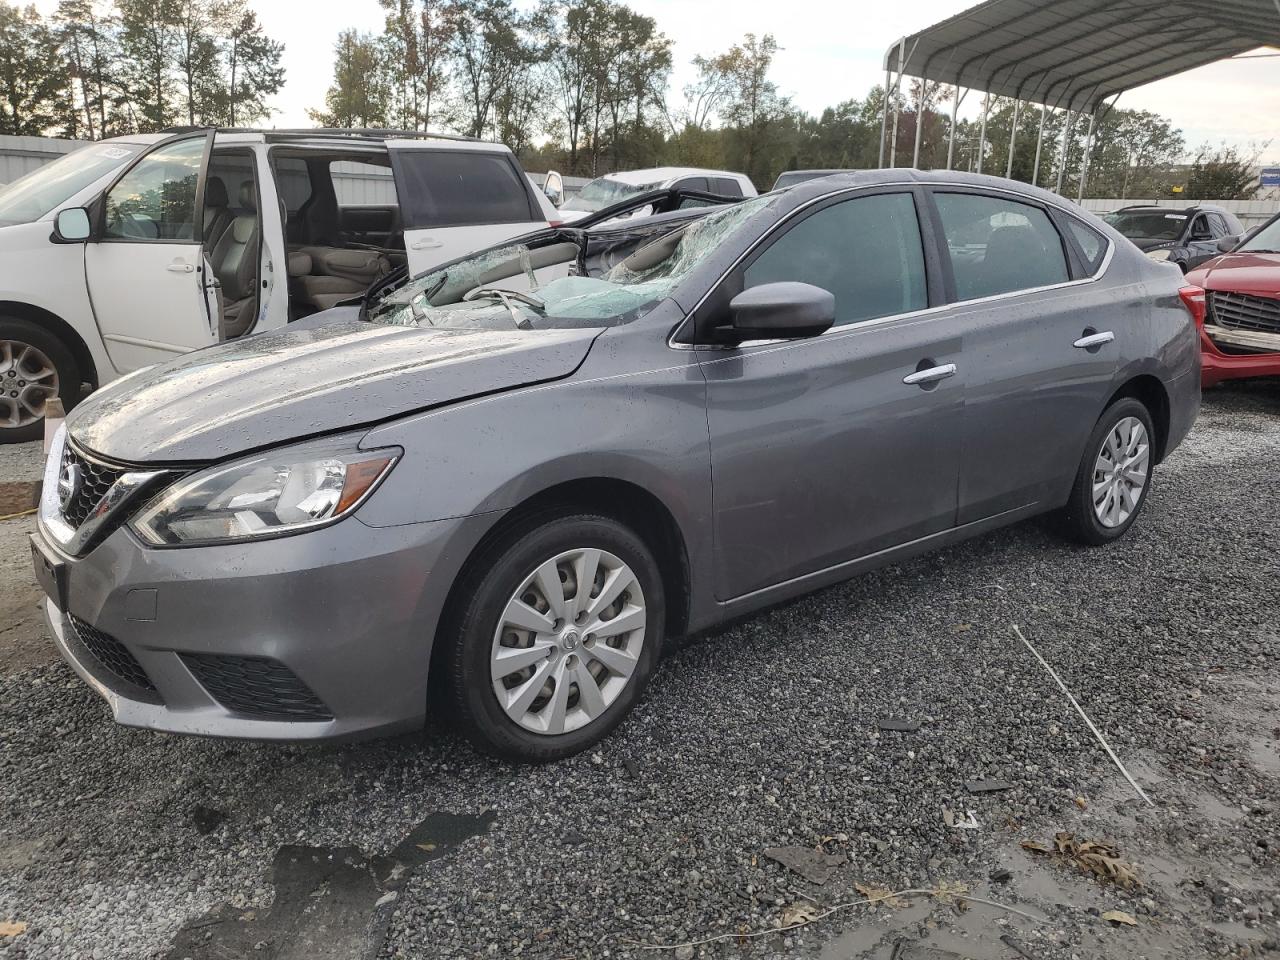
[1185,212,1280,387]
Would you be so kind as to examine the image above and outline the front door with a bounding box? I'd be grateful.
[925,189,1121,523]
[83,132,218,372]
[388,144,549,276]
[698,190,964,601]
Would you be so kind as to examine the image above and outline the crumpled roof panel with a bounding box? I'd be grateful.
[886,0,1280,113]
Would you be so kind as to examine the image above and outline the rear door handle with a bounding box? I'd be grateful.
[903,363,957,386]
[410,237,444,250]
[1073,331,1115,349]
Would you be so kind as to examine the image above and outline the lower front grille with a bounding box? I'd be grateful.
[1210,291,1280,335]
[181,654,333,722]
[67,615,161,701]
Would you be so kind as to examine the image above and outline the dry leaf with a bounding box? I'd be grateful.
[415,843,437,853]
[1102,910,1138,927]
[1021,833,1140,888]
[780,903,821,927]
[1075,796,1088,810]
[933,880,970,903]
[0,922,26,938]
[854,883,907,909]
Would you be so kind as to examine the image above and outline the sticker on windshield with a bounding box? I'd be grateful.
[93,147,132,159]
[1164,214,1188,220]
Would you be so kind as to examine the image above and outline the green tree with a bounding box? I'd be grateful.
[309,28,392,128]
[0,2,69,136]
[218,1,283,127]
[448,0,535,142]
[117,0,181,130]
[1184,143,1265,200]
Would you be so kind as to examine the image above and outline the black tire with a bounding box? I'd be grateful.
[0,317,81,445]
[442,512,664,763]
[1056,397,1156,546]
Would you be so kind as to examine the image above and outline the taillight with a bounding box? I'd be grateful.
[1179,284,1207,327]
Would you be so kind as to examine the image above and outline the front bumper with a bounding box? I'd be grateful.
[1200,326,1280,387]
[35,511,495,741]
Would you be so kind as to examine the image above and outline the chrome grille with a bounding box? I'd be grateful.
[1209,291,1280,336]
[60,443,126,529]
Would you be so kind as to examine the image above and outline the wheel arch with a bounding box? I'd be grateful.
[430,476,693,687]
[0,300,99,391]
[1105,374,1171,463]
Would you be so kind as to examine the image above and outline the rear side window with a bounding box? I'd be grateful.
[1064,217,1108,275]
[713,177,743,198]
[392,150,535,228]
[745,192,927,327]
[934,192,1069,300]
[677,177,709,193]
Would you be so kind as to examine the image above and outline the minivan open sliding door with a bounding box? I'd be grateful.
[83,130,219,373]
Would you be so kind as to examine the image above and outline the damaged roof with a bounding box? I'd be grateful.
[885,0,1280,113]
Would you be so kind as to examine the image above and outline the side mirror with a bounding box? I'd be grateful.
[1216,236,1239,253]
[542,170,564,207]
[52,207,92,243]
[728,282,835,340]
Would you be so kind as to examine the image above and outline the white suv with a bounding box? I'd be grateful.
[0,128,558,442]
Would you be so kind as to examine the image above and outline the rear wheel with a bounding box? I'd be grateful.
[1056,397,1155,545]
[443,513,663,762]
[0,318,81,444]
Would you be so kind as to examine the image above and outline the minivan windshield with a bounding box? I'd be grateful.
[562,176,662,213]
[370,196,773,332]
[1103,210,1186,242]
[1238,216,1280,253]
[0,142,141,226]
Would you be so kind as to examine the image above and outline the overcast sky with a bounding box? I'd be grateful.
[34,0,1280,163]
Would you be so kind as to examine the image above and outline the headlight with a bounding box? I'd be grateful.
[1146,249,1173,261]
[130,438,400,546]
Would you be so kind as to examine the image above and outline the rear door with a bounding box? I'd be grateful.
[388,143,549,275]
[82,131,219,372]
[925,188,1121,522]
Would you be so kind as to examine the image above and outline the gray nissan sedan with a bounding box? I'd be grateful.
[33,170,1200,762]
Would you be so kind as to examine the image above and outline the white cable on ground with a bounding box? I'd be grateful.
[1012,624,1153,806]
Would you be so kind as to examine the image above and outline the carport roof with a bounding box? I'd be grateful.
[885,0,1280,114]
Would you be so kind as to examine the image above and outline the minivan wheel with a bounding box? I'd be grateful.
[0,318,81,444]
[1056,398,1155,545]
[443,513,664,762]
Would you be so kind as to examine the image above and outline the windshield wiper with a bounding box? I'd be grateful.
[463,287,546,329]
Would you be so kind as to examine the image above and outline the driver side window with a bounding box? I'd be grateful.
[103,138,205,242]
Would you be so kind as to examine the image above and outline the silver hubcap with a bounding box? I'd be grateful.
[491,548,646,736]
[0,339,59,429]
[1092,416,1150,528]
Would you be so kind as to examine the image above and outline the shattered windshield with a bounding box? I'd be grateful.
[369,196,774,332]
[562,176,662,213]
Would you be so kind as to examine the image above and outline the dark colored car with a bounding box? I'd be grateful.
[34,170,1200,762]
[1186,211,1280,386]
[772,169,856,191]
[1104,204,1245,273]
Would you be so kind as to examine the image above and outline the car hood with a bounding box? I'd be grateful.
[69,315,600,463]
[1187,252,1280,296]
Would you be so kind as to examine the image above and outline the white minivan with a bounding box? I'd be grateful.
[0,128,559,442]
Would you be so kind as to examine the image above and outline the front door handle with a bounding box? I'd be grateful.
[903,363,957,386]
[1073,331,1115,349]
[166,260,195,273]
[410,237,444,251]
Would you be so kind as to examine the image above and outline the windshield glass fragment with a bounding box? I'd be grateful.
[562,176,663,213]
[369,196,774,332]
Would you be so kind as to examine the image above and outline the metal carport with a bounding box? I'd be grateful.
[878,0,1280,196]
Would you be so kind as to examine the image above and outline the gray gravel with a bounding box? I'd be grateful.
[1,382,1278,959]
[0,441,43,484]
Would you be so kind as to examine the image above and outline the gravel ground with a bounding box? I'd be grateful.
[1,382,1278,960]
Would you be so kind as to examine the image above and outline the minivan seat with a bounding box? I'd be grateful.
[298,246,391,311]
[203,177,233,247]
[210,181,260,338]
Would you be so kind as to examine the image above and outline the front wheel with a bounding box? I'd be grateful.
[1056,397,1156,545]
[442,513,664,762]
[0,318,81,444]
